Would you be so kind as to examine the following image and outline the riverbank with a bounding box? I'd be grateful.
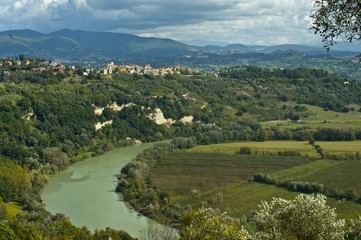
[42,143,158,239]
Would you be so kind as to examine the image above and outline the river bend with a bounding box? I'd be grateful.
[42,143,156,238]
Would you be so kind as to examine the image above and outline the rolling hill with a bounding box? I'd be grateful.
[0,29,198,64]
[0,29,359,72]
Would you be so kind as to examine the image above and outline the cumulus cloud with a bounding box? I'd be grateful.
[0,0,320,45]
[69,0,87,9]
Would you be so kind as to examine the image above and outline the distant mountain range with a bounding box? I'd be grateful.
[0,29,359,67]
[196,43,359,56]
[0,29,197,63]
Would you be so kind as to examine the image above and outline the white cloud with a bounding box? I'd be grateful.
[5,0,67,20]
[69,0,87,9]
[0,0,321,45]
[135,0,318,45]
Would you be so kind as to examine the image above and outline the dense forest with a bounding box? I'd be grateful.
[1,61,361,238]
[1,65,361,169]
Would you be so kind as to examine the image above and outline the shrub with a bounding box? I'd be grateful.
[238,146,252,155]
[171,137,195,149]
[253,173,277,185]
[252,194,345,240]
[287,181,325,194]
[180,208,251,240]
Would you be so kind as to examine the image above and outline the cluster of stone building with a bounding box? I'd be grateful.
[0,57,192,77]
[0,58,65,73]
[104,62,191,76]
[0,58,33,67]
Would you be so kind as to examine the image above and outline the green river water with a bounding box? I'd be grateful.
[42,143,156,238]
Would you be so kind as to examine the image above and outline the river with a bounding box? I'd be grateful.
[42,143,156,239]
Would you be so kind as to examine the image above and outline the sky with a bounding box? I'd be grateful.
[0,0,343,47]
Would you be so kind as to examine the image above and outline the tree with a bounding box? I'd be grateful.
[0,158,32,202]
[256,129,269,142]
[42,147,70,170]
[93,227,135,240]
[345,216,361,240]
[7,220,43,240]
[0,197,7,220]
[0,223,15,240]
[140,225,178,240]
[171,137,195,149]
[179,208,251,240]
[252,194,345,240]
[19,55,26,61]
[311,0,361,56]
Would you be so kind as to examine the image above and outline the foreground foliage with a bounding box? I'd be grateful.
[311,0,361,56]
[252,194,344,240]
[180,194,361,240]
[180,208,251,240]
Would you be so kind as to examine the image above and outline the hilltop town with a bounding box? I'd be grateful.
[103,62,192,76]
[0,56,194,77]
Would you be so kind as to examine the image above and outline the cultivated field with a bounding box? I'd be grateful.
[151,141,361,219]
[273,160,361,193]
[151,152,310,194]
[319,141,361,155]
[186,141,315,155]
[187,140,361,157]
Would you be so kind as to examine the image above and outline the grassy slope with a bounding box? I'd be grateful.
[261,103,361,129]
[4,202,22,218]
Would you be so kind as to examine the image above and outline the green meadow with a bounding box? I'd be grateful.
[261,103,361,129]
[4,202,22,218]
